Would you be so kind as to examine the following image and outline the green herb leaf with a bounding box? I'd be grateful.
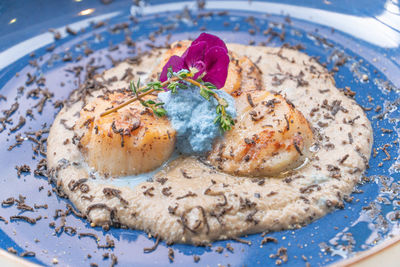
[168,82,178,94]
[154,107,167,117]
[200,87,212,100]
[140,100,148,107]
[219,98,228,107]
[136,79,141,92]
[167,67,173,79]
[204,82,217,90]
[213,103,235,132]
[149,82,162,91]
[130,81,137,94]
[178,83,188,90]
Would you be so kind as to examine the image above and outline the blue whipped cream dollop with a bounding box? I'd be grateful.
[158,85,236,154]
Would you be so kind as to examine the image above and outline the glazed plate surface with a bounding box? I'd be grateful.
[0,0,399,266]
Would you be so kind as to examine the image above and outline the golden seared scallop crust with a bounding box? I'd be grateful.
[75,90,176,177]
[208,91,314,177]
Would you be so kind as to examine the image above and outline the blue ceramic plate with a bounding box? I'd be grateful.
[0,0,399,266]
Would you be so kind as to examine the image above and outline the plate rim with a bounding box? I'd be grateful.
[2,234,400,266]
[331,235,400,267]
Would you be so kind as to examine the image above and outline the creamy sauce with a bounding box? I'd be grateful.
[47,43,373,244]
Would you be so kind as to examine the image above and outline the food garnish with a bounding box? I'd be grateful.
[100,33,235,132]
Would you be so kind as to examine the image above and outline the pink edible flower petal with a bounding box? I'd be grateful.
[182,41,207,79]
[191,32,228,53]
[202,46,230,88]
[160,33,229,89]
[160,55,186,82]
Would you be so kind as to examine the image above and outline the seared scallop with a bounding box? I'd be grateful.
[155,41,314,177]
[75,90,176,176]
[208,91,314,177]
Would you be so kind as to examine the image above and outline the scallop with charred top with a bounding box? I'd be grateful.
[74,90,176,177]
[208,91,314,177]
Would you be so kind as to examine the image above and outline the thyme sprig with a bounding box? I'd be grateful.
[129,79,167,117]
[100,69,235,132]
[100,77,177,117]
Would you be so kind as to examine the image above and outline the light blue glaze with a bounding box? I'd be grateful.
[158,84,236,154]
